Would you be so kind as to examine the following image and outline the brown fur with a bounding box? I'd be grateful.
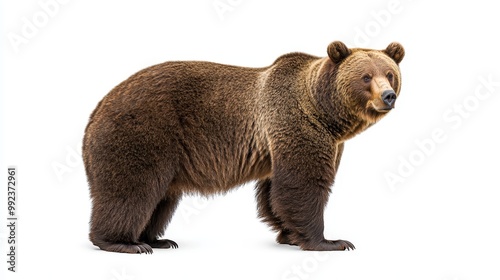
[83,41,404,253]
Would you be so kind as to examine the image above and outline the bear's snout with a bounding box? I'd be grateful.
[381,89,397,108]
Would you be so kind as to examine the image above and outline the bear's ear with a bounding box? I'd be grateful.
[327,41,352,64]
[384,42,405,64]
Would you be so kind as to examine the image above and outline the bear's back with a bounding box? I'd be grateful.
[84,60,277,195]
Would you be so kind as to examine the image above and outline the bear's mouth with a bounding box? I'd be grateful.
[375,107,392,113]
[363,102,393,123]
[368,101,393,113]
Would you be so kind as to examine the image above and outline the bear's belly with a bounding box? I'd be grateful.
[171,127,272,195]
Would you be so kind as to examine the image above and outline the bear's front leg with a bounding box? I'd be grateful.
[269,139,355,251]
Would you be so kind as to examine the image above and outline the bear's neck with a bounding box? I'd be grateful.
[306,58,371,142]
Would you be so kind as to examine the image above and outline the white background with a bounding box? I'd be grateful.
[1,1,500,279]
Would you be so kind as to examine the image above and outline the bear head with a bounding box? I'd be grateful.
[324,41,405,124]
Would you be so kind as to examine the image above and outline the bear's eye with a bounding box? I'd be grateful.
[362,75,372,83]
[386,72,394,82]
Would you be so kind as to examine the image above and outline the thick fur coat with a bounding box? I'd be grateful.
[83,41,405,253]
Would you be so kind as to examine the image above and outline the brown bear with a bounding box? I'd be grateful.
[83,41,404,254]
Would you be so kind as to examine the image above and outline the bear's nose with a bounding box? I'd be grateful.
[381,90,397,108]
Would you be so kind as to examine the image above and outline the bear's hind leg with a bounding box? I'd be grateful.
[255,179,297,246]
[89,192,160,254]
[88,169,178,254]
[139,192,181,249]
